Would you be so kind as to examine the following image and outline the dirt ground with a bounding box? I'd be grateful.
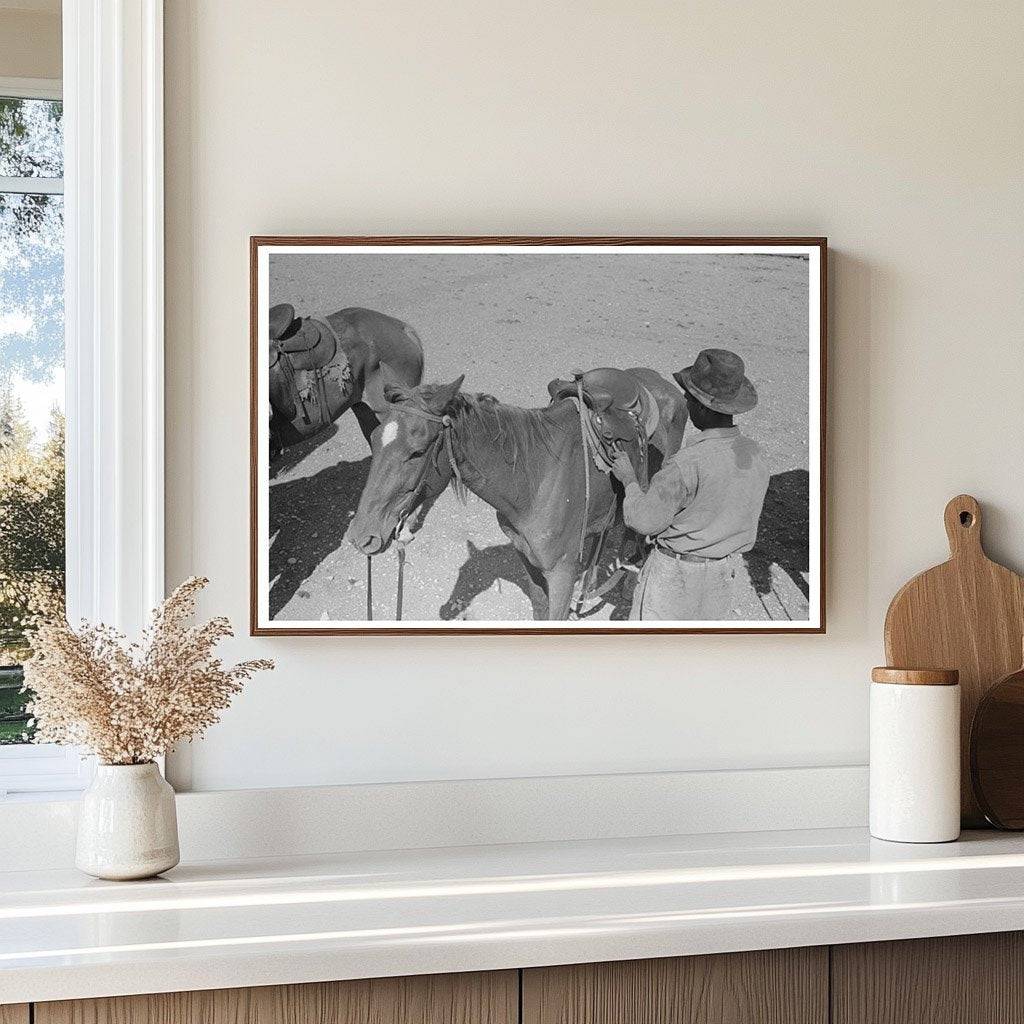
[268,252,811,623]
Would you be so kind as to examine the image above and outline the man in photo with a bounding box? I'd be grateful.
[611,348,770,620]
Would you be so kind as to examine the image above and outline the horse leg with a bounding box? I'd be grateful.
[352,401,380,448]
[544,556,580,621]
[519,557,550,619]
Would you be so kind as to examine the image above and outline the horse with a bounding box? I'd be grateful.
[346,370,689,620]
[268,303,425,457]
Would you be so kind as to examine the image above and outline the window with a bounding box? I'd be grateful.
[0,5,166,798]
[0,79,84,797]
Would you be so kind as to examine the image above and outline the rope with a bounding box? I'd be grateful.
[443,422,466,500]
[576,379,591,567]
[364,543,408,622]
[396,545,406,621]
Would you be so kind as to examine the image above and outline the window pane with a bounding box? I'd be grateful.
[0,189,65,744]
[0,98,63,179]
[0,193,63,376]
[0,665,30,743]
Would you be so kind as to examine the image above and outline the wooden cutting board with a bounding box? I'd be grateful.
[970,650,1024,829]
[884,494,1024,826]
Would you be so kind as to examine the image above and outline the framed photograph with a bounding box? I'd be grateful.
[251,237,826,635]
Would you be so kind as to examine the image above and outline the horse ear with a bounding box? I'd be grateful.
[427,375,465,413]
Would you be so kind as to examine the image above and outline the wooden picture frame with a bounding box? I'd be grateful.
[251,236,827,635]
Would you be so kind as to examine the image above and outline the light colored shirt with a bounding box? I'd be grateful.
[622,426,770,558]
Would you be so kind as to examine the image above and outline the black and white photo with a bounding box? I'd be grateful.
[252,238,825,634]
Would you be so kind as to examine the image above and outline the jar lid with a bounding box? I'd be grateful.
[871,667,959,686]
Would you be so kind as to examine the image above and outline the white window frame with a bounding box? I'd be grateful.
[0,0,165,799]
[0,77,61,101]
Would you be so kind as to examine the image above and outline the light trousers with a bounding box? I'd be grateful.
[629,548,739,621]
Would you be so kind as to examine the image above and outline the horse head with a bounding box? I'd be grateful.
[347,375,465,556]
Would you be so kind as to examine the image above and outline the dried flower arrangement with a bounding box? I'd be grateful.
[23,576,273,765]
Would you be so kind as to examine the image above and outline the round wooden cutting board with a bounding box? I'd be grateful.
[884,495,1024,826]
[970,656,1024,829]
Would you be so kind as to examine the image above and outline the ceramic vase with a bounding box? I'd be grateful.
[76,762,180,880]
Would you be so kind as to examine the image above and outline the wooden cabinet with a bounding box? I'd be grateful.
[522,948,828,1024]
[22,932,1024,1024]
[34,971,517,1024]
[832,932,1024,1024]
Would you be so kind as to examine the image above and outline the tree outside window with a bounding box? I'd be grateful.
[0,94,65,745]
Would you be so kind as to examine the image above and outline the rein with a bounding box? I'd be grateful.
[364,403,465,622]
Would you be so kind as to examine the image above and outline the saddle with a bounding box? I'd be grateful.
[269,302,298,341]
[547,367,658,457]
[269,303,337,369]
[549,368,660,611]
[268,304,352,434]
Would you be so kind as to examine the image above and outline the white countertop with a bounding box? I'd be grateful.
[4,826,1024,1004]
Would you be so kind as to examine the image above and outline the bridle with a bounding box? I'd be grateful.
[389,403,466,501]
[364,403,465,622]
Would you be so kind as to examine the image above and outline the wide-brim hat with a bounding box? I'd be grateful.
[673,348,758,415]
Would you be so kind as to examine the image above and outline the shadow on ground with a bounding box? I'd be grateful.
[438,534,638,621]
[269,456,370,616]
[744,468,810,600]
[269,425,340,482]
[438,541,534,619]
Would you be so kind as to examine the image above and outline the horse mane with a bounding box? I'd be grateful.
[389,382,569,495]
[448,392,565,481]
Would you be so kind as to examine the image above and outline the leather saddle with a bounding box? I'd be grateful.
[550,369,658,584]
[547,367,653,445]
[269,303,337,369]
[268,304,352,434]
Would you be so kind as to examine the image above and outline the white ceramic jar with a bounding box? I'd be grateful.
[870,667,960,843]
[76,762,180,880]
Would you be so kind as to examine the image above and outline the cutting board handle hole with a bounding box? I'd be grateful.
[960,511,974,527]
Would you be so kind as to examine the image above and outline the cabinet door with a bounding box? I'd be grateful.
[832,932,1024,1024]
[35,970,517,1024]
[523,948,828,1024]
[0,1006,29,1024]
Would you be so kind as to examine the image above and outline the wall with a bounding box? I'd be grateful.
[164,1,1024,792]
[0,5,61,80]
